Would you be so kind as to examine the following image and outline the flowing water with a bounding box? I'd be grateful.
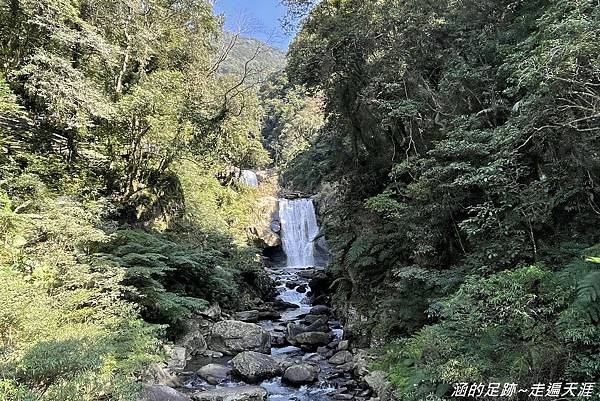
[240,170,259,187]
[184,197,352,401]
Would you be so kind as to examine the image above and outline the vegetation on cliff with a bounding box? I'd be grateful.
[283,0,600,397]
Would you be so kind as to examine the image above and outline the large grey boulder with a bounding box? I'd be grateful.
[292,331,331,347]
[208,320,271,355]
[282,364,320,385]
[139,384,192,401]
[197,363,232,385]
[191,386,267,401]
[231,351,283,383]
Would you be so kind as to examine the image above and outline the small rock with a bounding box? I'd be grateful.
[337,340,350,351]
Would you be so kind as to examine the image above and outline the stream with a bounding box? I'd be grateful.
[179,196,363,401]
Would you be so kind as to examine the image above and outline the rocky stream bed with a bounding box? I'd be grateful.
[139,196,395,401]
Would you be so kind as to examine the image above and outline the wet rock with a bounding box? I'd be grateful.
[308,271,330,297]
[333,394,354,400]
[258,309,281,320]
[139,384,192,401]
[282,363,320,385]
[292,331,331,347]
[235,310,259,323]
[272,299,300,310]
[296,284,308,293]
[191,386,267,401]
[310,305,332,315]
[271,333,287,347]
[297,269,315,279]
[208,320,270,355]
[197,364,232,385]
[231,351,283,383]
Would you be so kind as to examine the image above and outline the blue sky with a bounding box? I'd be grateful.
[213,0,293,51]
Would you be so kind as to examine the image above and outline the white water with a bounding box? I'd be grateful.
[278,198,319,268]
[240,170,259,187]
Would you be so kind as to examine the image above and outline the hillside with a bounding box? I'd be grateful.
[217,32,286,82]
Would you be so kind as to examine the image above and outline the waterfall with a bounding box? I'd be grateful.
[240,170,259,187]
[278,198,320,268]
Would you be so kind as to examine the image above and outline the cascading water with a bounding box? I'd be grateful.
[184,196,351,401]
[240,170,259,187]
[278,198,319,268]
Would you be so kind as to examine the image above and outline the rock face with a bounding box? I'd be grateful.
[208,320,271,355]
[282,364,320,385]
[197,363,232,385]
[191,386,267,401]
[231,351,283,383]
[247,196,280,248]
[139,384,192,401]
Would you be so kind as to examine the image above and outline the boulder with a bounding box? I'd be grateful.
[337,340,350,351]
[310,305,331,315]
[191,386,267,401]
[293,331,331,347]
[208,320,270,355]
[139,384,192,401]
[165,345,187,371]
[273,299,300,310]
[199,304,222,320]
[231,351,283,383]
[142,362,181,387]
[175,318,212,357]
[365,370,395,401]
[282,364,320,385]
[197,363,232,385]
[236,310,259,323]
[329,350,353,365]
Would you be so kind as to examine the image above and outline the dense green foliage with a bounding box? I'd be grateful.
[0,0,277,399]
[285,0,600,396]
[260,73,324,168]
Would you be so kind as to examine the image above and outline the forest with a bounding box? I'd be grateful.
[0,0,599,401]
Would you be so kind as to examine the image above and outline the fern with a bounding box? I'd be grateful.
[578,257,600,323]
